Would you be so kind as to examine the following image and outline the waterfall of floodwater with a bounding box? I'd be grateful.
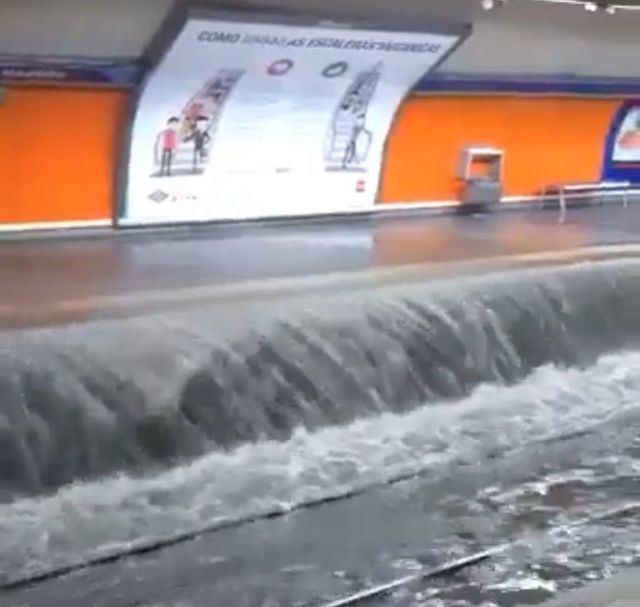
[0,259,639,497]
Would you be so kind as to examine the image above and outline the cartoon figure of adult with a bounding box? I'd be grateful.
[342,103,371,169]
[156,117,180,177]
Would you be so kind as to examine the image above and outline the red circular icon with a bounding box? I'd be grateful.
[267,59,294,76]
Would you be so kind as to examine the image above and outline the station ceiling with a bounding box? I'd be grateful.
[0,0,639,77]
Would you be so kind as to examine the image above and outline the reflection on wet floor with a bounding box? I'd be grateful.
[372,216,590,265]
[0,204,639,328]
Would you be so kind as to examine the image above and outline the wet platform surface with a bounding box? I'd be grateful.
[1,203,640,328]
[543,568,639,606]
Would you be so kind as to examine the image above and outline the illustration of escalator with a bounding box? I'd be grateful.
[324,62,382,172]
[153,68,244,177]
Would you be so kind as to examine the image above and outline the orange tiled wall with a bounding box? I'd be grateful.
[379,95,621,204]
[0,86,128,224]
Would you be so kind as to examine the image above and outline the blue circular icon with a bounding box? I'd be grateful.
[322,61,349,78]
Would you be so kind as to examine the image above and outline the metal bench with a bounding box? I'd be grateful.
[539,181,631,222]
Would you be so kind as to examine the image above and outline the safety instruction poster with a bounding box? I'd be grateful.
[123,15,461,224]
[613,105,640,164]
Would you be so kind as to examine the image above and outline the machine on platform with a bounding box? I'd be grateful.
[456,146,504,212]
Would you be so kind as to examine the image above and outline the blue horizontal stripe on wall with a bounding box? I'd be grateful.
[413,73,640,96]
[0,54,143,86]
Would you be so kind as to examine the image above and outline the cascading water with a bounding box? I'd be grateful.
[0,259,639,607]
[1,259,640,497]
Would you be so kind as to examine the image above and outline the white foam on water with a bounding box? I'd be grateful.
[1,350,639,580]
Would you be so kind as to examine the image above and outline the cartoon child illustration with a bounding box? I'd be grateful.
[617,113,640,151]
[184,116,211,174]
[155,117,180,177]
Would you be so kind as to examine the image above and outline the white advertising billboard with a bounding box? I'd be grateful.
[122,14,462,225]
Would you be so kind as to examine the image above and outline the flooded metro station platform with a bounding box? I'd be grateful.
[2,0,640,604]
[0,202,639,607]
[2,202,640,329]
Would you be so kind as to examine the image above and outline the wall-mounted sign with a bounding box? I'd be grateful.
[603,100,640,183]
[612,106,640,163]
[0,55,141,86]
[121,12,465,225]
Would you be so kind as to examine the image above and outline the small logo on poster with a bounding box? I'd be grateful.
[149,190,169,203]
[322,61,349,78]
[267,58,294,76]
[356,180,366,192]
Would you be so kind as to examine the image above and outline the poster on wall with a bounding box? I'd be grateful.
[612,106,640,163]
[122,13,464,225]
[603,101,640,184]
